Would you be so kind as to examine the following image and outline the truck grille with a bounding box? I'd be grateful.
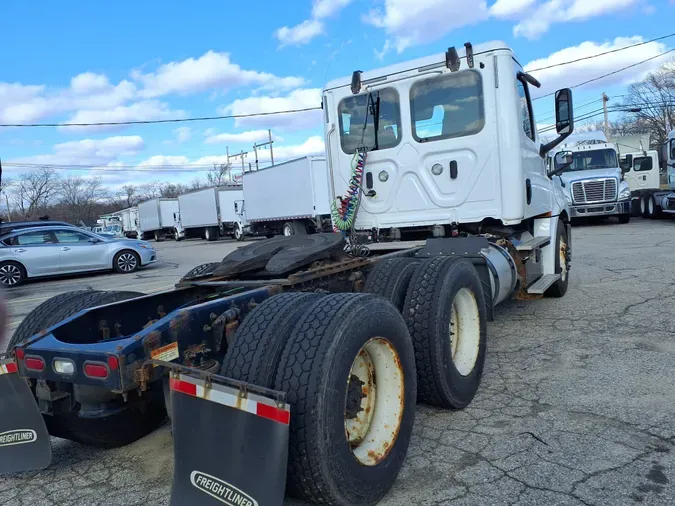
[571,178,617,204]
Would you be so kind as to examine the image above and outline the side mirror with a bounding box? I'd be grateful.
[670,139,675,160]
[622,154,633,173]
[549,151,573,178]
[540,88,575,157]
[88,237,99,243]
[555,89,574,135]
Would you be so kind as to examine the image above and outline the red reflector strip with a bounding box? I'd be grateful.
[256,402,291,425]
[0,362,18,375]
[24,357,45,371]
[170,377,197,397]
[170,374,290,425]
[83,363,108,379]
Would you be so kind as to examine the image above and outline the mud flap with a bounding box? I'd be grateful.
[169,372,290,506]
[0,357,51,474]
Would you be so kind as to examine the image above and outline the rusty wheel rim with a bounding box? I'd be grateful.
[344,337,404,466]
[559,236,568,282]
[449,288,481,377]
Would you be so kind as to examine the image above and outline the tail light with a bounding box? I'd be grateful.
[24,356,45,372]
[83,362,109,379]
[15,347,25,360]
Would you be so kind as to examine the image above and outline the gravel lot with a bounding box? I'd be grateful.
[1,220,675,506]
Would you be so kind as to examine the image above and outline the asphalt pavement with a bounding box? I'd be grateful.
[1,220,675,506]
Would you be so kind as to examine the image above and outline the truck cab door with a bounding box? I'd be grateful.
[516,71,551,218]
[631,155,658,190]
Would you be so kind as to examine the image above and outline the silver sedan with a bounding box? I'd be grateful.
[0,226,157,287]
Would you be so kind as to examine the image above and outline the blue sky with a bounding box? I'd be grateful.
[0,0,673,188]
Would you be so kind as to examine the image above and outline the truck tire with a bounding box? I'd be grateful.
[154,231,165,242]
[205,226,219,242]
[640,194,650,218]
[220,293,322,387]
[649,194,662,219]
[181,262,220,280]
[363,257,420,311]
[618,213,630,224]
[282,222,295,236]
[275,293,416,505]
[174,229,183,241]
[9,290,100,350]
[403,257,487,409]
[545,220,570,298]
[234,223,245,241]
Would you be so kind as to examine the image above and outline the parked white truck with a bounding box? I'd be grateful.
[623,130,675,218]
[138,197,180,241]
[175,186,244,241]
[546,134,631,224]
[240,156,332,238]
[113,206,141,239]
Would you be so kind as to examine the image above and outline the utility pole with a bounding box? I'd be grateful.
[602,93,610,138]
[251,130,275,170]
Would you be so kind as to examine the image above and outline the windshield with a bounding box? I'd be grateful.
[555,148,618,172]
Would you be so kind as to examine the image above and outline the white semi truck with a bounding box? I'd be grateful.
[138,197,180,241]
[2,41,579,506]
[623,130,675,218]
[239,156,332,238]
[113,206,141,239]
[546,133,631,224]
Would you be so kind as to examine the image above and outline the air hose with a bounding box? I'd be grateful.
[331,149,367,232]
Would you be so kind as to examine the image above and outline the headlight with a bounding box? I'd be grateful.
[619,187,631,200]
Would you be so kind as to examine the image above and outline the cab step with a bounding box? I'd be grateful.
[526,274,561,294]
[515,236,551,252]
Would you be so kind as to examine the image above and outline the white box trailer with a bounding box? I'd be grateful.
[217,187,245,238]
[116,207,140,238]
[241,156,331,237]
[177,188,221,241]
[138,198,180,241]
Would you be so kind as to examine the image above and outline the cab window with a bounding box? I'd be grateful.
[516,76,535,141]
[338,88,401,154]
[410,70,485,142]
[633,157,653,172]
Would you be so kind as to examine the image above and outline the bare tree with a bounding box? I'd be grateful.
[138,181,162,201]
[117,184,138,207]
[619,61,675,148]
[11,168,61,219]
[189,177,207,191]
[59,176,109,223]
[207,163,230,187]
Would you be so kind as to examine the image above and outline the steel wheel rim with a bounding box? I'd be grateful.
[344,337,404,467]
[283,225,293,236]
[649,197,654,214]
[449,288,481,377]
[118,253,137,272]
[640,197,646,214]
[559,236,568,282]
[0,264,22,285]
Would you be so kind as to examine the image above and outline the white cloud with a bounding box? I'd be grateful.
[59,100,184,133]
[174,127,192,144]
[132,51,305,98]
[490,0,537,18]
[221,88,322,131]
[204,130,283,145]
[312,0,353,18]
[525,36,669,99]
[9,136,145,167]
[274,0,353,47]
[514,0,641,39]
[364,0,489,54]
[275,19,324,47]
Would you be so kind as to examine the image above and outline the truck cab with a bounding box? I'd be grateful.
[323,41,572,241]
[548,139,631,223]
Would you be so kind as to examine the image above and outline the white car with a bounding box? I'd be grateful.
[0,226,157,287]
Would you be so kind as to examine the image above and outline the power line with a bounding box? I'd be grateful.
[0,107,321,128]
[527,32,675,73]
[533,48,675,101]
[538,98,604,122]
